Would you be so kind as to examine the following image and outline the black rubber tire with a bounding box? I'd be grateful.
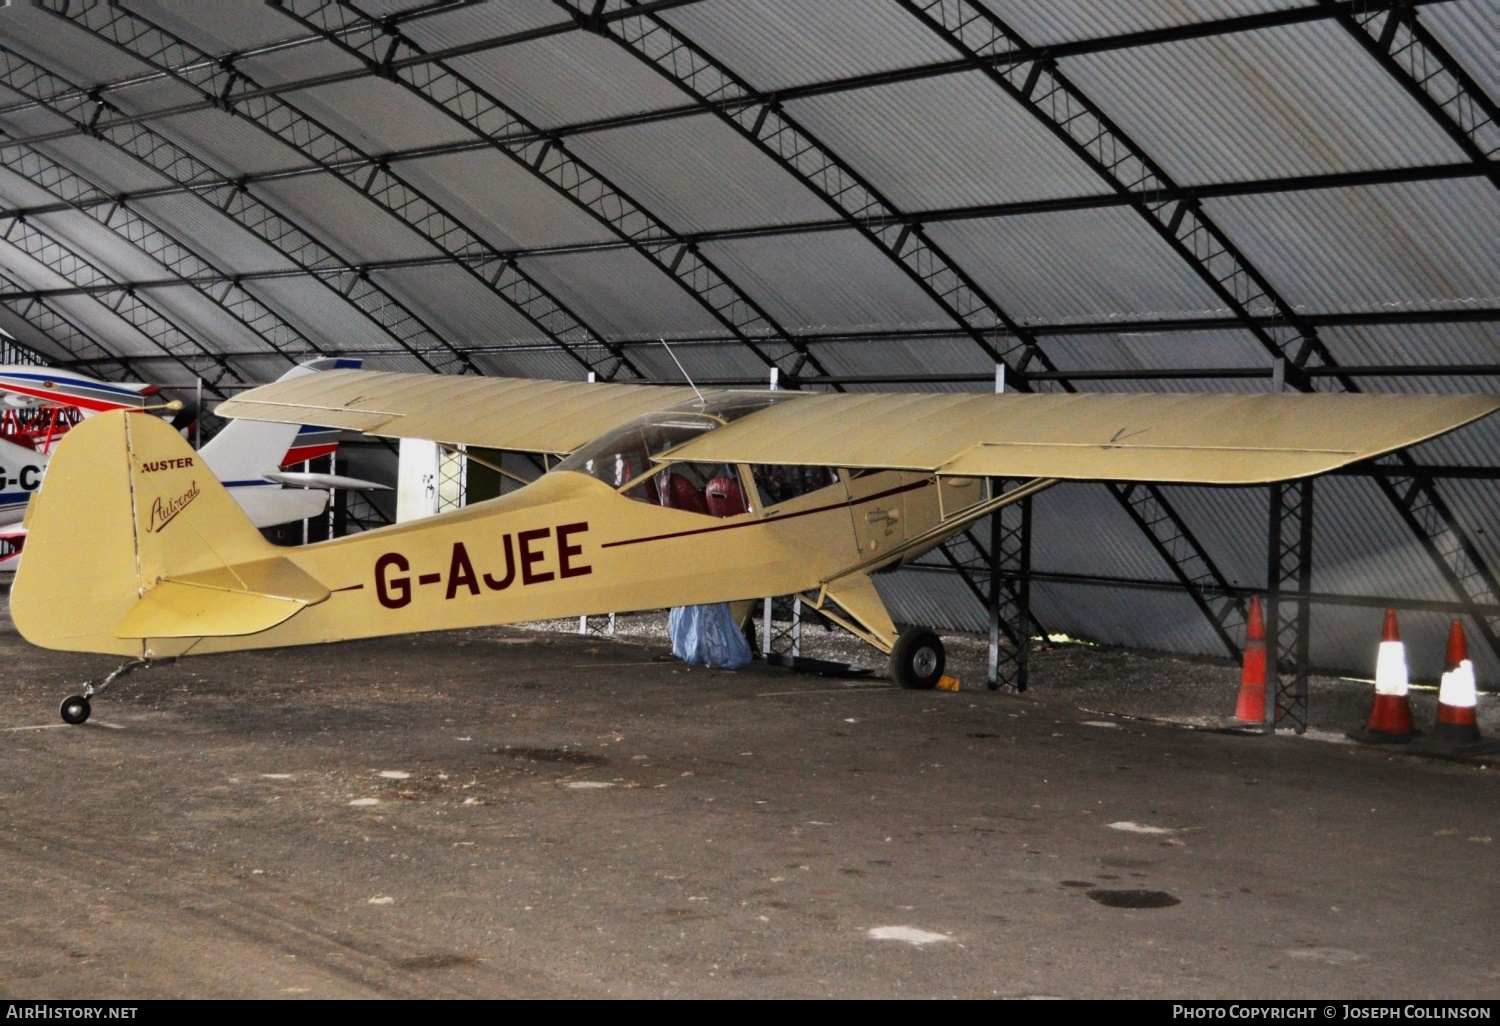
[60,695,91,725]
[890,628,945,690]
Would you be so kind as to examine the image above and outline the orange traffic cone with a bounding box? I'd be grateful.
[1432,620,1481,745]
[1352,609,1415,743]
[1234,596,1267,723]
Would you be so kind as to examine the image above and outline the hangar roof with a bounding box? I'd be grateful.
[0,0,1495,683]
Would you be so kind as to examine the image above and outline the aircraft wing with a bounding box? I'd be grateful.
[215,370,700,454]
[657,391,1500,485]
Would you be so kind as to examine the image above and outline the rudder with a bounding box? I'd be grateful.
[13,411,279,655]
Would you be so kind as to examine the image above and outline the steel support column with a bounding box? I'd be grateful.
[1266,479,1314,733]
[988,483,1033,692]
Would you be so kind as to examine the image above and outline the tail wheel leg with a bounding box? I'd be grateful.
[57,657,175,725]
[890,627,945,690]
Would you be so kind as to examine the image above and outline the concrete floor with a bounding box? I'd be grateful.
[1,607,1496,998]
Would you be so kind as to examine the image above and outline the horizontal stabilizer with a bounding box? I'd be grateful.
[263,470,390,491]
[114,556,329,639]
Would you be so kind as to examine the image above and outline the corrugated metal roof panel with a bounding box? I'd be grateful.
[701,229,958,334]
[807,335,1000,381]
[0,7,158,86]
[444,31,692,132]
[471,346,594,382]
[1059,19,1467,184]
[235,39,366,88]
[44,294,169,360]
[146,107,313,178]
[390,148,616,250]
[0,306,86,366]
[401,1,572,52]
[368,263,553,346]
[1031,481,1184,583]
[128,0,310,55]
[520,248,728,338]
[0,104,80,147]
[131,194,300,275]
[1039,330,1270,372]
[275,78,476,157]
[244,276,421,354]
[0,160,82,212]
[875,567,989,634]
[30,209,192,284]
[1419,1,1499,106]
[1031,579,1228,655]
[661,0,960,91]
[993,0,1304,48]
[1312,475,1462,602]
[629,341,773,383]
[253,175,444,263]
[785,71,1109,210]
[567,113,834,233]
[926,208,1228,322]
[25,134,192,197]
[1202,179,1500,313]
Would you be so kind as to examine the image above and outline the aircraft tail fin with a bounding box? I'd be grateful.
[11,410,327,656]
[200,357,362,482]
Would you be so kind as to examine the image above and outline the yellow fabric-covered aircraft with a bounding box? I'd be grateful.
[11,369,1498,723]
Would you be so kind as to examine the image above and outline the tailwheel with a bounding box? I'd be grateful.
[890,627,945,690]
[60,695,91,725]
[56,657,174,726]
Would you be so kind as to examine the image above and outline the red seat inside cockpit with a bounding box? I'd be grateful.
[705,475,746,518]
[662,472,708,515]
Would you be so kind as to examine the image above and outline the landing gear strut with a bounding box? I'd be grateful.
[890,627,945,690]
[58,657,174,725]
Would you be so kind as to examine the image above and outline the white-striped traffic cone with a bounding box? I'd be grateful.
[1432,620,1481,745]
[1352,609,1415,743]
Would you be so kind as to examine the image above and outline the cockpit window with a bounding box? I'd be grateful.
[552,412,718,490]
[750,465,842,508]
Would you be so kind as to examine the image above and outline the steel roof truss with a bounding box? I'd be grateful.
[0,270,136,379]
[0,45,455,376]
[270,0,824,381]
[40,0,638,380]
[0,135,324,378]
[900,0,1500,665]
[0,214,239,392]
[1328,2,1500,188]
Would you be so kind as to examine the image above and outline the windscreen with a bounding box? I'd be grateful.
[552,412,720,490]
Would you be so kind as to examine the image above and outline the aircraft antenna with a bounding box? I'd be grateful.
[660,338,705,405]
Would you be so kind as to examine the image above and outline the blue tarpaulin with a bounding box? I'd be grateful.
[668,603,753,669]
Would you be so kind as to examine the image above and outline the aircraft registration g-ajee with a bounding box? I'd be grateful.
[10,370,1498,723]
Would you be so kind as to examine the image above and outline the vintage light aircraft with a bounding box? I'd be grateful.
[10,369,1497,723]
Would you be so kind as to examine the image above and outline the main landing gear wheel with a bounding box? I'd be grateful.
[60,695,91,725]
[890,627,945,690]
